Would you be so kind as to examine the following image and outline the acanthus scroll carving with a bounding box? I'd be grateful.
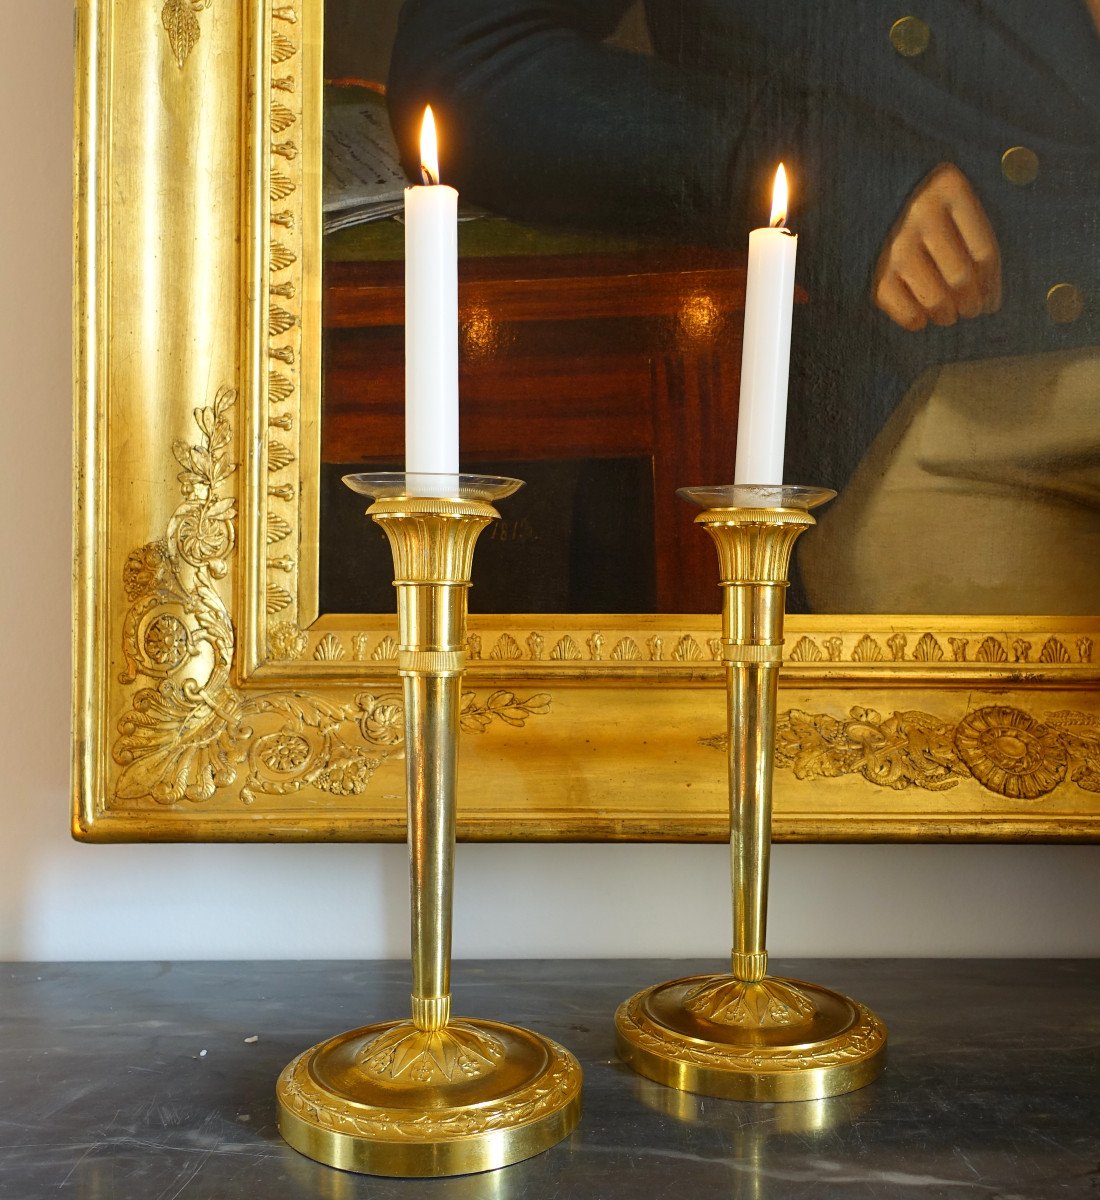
[112,389,550,807]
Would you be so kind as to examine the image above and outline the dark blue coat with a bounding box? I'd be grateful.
[388,1,1100,492]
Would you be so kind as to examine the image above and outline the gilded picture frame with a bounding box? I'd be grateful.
[73,0,1100,844]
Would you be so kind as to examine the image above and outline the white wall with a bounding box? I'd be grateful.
[3,1,1097,963]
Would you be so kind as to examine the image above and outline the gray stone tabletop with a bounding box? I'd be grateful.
[1,959,1097,1198]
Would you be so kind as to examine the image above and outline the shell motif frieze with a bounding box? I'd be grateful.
[264,7,303,622]
[777,632,1089,668]
[262,621,1098,670]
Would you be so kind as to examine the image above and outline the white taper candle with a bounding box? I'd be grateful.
[734,164,798,485]
[405,106,459,485]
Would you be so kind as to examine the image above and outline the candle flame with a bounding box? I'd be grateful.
[770,163,788,228]
[419,106,439,185]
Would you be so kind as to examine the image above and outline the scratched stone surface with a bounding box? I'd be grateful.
[1,959,1098,1198]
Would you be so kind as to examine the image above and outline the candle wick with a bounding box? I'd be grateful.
[419,163,438,186]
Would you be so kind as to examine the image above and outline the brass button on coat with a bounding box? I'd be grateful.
[1001,146,1039,186]
[890,16,931,56]
[1046,283,1085,324]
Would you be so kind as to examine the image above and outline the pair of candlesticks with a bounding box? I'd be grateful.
[275,473,887,1178]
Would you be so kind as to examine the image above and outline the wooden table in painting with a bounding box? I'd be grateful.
[324,240,757,613]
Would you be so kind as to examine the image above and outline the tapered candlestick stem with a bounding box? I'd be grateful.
[729,658,777,980]
[379,504,492,1031]
[403,669,458,1028]
[711,521,805,982]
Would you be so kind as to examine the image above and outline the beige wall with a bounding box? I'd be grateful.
[1,0,1097,960]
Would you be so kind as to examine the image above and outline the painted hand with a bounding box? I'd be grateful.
[872,163,1002,331]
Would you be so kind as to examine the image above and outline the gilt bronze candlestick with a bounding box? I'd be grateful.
[616,485,887,1102]
[276,473,581,1176]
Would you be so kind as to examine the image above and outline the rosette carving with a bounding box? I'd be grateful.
[955,706,1068,799]
[703,703,1100,799]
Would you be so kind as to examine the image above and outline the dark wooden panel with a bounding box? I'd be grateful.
[321,247,788,611]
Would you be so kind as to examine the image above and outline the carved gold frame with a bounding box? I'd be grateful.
[73,0,1100,843]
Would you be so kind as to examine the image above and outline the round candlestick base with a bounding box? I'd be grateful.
[615,973,886,1103]
[277,1018,582,1177]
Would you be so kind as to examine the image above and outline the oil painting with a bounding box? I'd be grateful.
[322,0,1099,616]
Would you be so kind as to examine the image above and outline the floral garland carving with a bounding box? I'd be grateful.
[617,996,885,1073]
[161,0,213,69]
[113,389,550,806]
[701,704,1100,799]
[278,1043,581,1140]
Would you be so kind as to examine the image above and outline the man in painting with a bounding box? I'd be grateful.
[387,1,1100,614]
